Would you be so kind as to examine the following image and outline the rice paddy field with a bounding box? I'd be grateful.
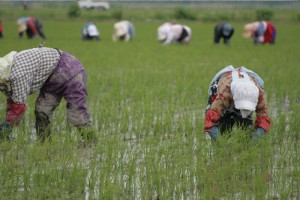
[0,5,299,199]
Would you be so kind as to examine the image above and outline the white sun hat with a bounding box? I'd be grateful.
[231,81,259,112]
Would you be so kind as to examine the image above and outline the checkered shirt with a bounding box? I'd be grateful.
[9,47,60,104]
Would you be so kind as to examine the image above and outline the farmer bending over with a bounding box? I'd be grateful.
[0,47,91,141]
[243,21,276,45]
[157,22,192,45]
[82,22,100,41]
[112,20,135,42]
[214,22,234,45]
[204,66,271,141]
[17,17,46,39]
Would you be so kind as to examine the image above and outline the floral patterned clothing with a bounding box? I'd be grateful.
[204,67,270,132]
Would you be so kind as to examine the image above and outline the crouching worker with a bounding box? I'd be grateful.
[17,17,46,39]
[112,20,135,42]
[214,22,234,45]
[157,22,192,45]
[0,47,92,142]
[204,66,271,142]
[82,22,100,41]
[243,21,276,45]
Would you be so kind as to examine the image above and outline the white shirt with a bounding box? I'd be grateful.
[113,20,134,41]
[157,23,191,45]
[87,24,99,37]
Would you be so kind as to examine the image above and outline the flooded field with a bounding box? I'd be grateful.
[0,7,299,199]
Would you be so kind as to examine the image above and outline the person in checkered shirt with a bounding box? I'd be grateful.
[0,47,91,141]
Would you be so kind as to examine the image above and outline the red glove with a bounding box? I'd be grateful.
[6,98,26,126]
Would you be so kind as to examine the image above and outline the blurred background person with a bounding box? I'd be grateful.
[82,22,100,41]
[0,19,3,38]
[214,22,234,45]
[204,66,270,142]
[157,22,192,45]
[17,17,46,39]
[243,21,276,44]
[112,20,135,42]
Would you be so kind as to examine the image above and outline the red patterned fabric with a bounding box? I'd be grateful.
[255,116,271,132]
[205,72,271,132]
[6,98,26,125]
[27,18,38,35]
[204,110,221,131]
[263,22,275,44]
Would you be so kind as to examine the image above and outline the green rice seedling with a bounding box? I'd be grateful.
[0,6,299,199]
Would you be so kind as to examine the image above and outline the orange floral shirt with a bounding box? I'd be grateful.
[204,72,271,132]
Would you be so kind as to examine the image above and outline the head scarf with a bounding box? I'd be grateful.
[243,22,260,38]
[0,51,17,84]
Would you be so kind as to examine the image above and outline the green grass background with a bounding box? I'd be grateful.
[0,5,299,199]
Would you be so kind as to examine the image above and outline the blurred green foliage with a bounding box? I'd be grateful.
[68,4,81,18]
[174,7,197,20]
[1,4,299,23]
[256,9,274,21]
[0,5,299,199]
[111,9,123,20]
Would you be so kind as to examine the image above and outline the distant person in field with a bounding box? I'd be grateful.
[214,22,234,45]
[112,20,135,42]
[0,19,3,38]
[157,22,192,45]
[0,46,92,141]
[17,17,46,39]
[243,21,276,44]
[204,66,271,142]
[82,22,100,41]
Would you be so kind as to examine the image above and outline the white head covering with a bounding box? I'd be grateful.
[157,22,172,42]
[114,21,127,37]
[243,22,259,38]
[115,27,126,37]
[0,51,17,84]
[113,21,132,42]
[231,81,259,112]
[87,24,99,36]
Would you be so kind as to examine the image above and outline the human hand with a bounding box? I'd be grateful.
[253,127,265,141]
[0,120,11,140]
[208,126,220,141]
